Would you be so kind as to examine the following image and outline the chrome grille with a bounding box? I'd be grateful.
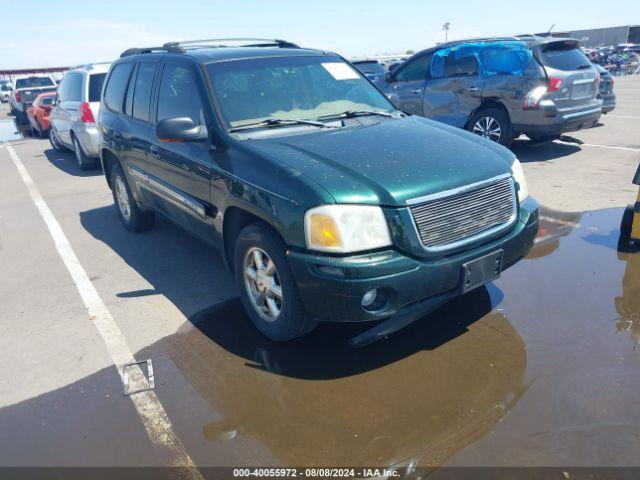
[409,176,517,251]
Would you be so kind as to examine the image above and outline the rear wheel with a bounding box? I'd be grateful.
[73,136,96,170]
[235,223,318,341]
[468,108,513,147]
[110,162,155,232]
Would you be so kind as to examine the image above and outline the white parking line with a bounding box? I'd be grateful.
[558,141,640,152]
[5,144,203,478]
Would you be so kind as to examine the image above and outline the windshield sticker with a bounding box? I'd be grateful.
[322,63,360,80]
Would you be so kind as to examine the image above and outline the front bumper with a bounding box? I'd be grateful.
[287,197,539,322]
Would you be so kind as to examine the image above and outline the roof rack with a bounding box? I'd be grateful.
[120,38,299,57]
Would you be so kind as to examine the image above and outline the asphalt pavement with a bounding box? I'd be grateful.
[0,78,639,477]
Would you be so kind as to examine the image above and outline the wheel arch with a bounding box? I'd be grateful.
[100,148,121,189]
[465,99,512,130]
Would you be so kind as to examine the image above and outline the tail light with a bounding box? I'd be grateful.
[15,91,21,102]
[80,102,95,124]
[523,85,548,110]
[548,77,563,92]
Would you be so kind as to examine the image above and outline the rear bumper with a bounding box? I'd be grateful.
[514,103,602,136]
[599,92,616,113]
[287,197,539,322]
[74,124,100,158]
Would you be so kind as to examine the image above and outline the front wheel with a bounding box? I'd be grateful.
[235,223,318,341]
[110,163,155,232]
[468,108,513,147]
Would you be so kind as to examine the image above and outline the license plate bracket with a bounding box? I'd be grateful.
[460,250,503,293]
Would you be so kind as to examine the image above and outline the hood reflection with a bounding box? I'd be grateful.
[160,287,527,467]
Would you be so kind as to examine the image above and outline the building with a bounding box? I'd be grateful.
[534,25,640,48]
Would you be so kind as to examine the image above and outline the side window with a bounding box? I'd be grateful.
[57,75,69,102]
[67,73,83,102]
[88,73,107,102]
[132,62,156,122]
[157,63,204,125]
[396,55,430,82]
[104,63,133,113]
[431,54,479,78]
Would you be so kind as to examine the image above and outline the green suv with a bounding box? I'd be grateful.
[99,38,539,346]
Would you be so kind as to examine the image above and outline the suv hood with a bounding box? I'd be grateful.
[249,116,515,206]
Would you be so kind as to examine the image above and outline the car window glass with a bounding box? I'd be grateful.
[431,54,478,78]
[396,55,429,82]
[104,63,133,113]
[124,64,137,116]
[40,96,55,106]
[132,62,156,122]
[540,45,591,71]
[88,73,107,102]
[157,64,203,125]
[66,73,83,102]
[15,77,55,88]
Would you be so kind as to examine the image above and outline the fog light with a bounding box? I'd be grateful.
[361,288,378,308]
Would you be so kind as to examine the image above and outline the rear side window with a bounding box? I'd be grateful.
[88,73,107,102]
[396,55,430,82]
[132,62,156,122]
[40,96,55,106]
[104,63,133,113]
[157,64,204,125]
[58,72,83,102]
[539,43,591,71]
[354,62,385,75]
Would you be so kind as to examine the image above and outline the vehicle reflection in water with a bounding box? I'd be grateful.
[156,286,527,468]
[615,247,640,351]
[529,207,583,259]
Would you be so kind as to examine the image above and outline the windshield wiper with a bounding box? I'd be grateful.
[317,110,396,121]
[228,118,328,132]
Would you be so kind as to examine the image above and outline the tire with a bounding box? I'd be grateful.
[234,223,318,341]
[110,162,155,232]
[49,128,67,152]
[73,136,96,171]
[468,108,513,147]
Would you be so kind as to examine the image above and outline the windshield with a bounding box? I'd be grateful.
[353,61,386,75]
[540,43,591,71]
[15,77,55,88]
[206,56,394,128]
[40,96,55,106]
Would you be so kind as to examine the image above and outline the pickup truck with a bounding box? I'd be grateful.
[10,76,57,124]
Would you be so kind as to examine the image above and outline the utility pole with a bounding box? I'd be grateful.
[442,22,450,44]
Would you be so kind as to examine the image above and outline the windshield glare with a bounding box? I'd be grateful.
[206,56,395,128]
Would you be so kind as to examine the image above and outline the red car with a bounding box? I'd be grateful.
[27,92,56,137]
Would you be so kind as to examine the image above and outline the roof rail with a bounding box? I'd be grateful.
[120,45,185,58]
[164,38,300,49]
[68,61,113,70]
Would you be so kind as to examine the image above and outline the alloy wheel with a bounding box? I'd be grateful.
[243,247,283,322]
[472,116,502,142]
[114,175,131,222]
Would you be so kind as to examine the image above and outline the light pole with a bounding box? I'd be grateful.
[442,22,450,45]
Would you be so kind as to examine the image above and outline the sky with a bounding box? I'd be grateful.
[0,0,639,69]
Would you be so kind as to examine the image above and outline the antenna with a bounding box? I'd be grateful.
[547,24,555,36]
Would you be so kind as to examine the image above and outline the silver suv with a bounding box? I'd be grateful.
[49,62,111,170]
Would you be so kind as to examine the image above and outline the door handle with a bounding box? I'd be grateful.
[179,163,190,171]
[149,145,160,158]
[411,89,422,94]
[466,86,480,92]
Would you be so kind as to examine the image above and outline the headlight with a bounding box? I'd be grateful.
[304,205,392,253]
[511,158,529,203]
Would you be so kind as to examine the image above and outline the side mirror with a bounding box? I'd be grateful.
[156,117,208,143]
[385,72,395,83]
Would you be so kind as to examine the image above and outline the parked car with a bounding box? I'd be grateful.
[49,63,111,170]
[9,76,57,123]
[99,38,539,344]
[351,60,387,82]
[0,80,13,103]
[593,63,616,114]
[378,36,602,146]
[26,92,56,137]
